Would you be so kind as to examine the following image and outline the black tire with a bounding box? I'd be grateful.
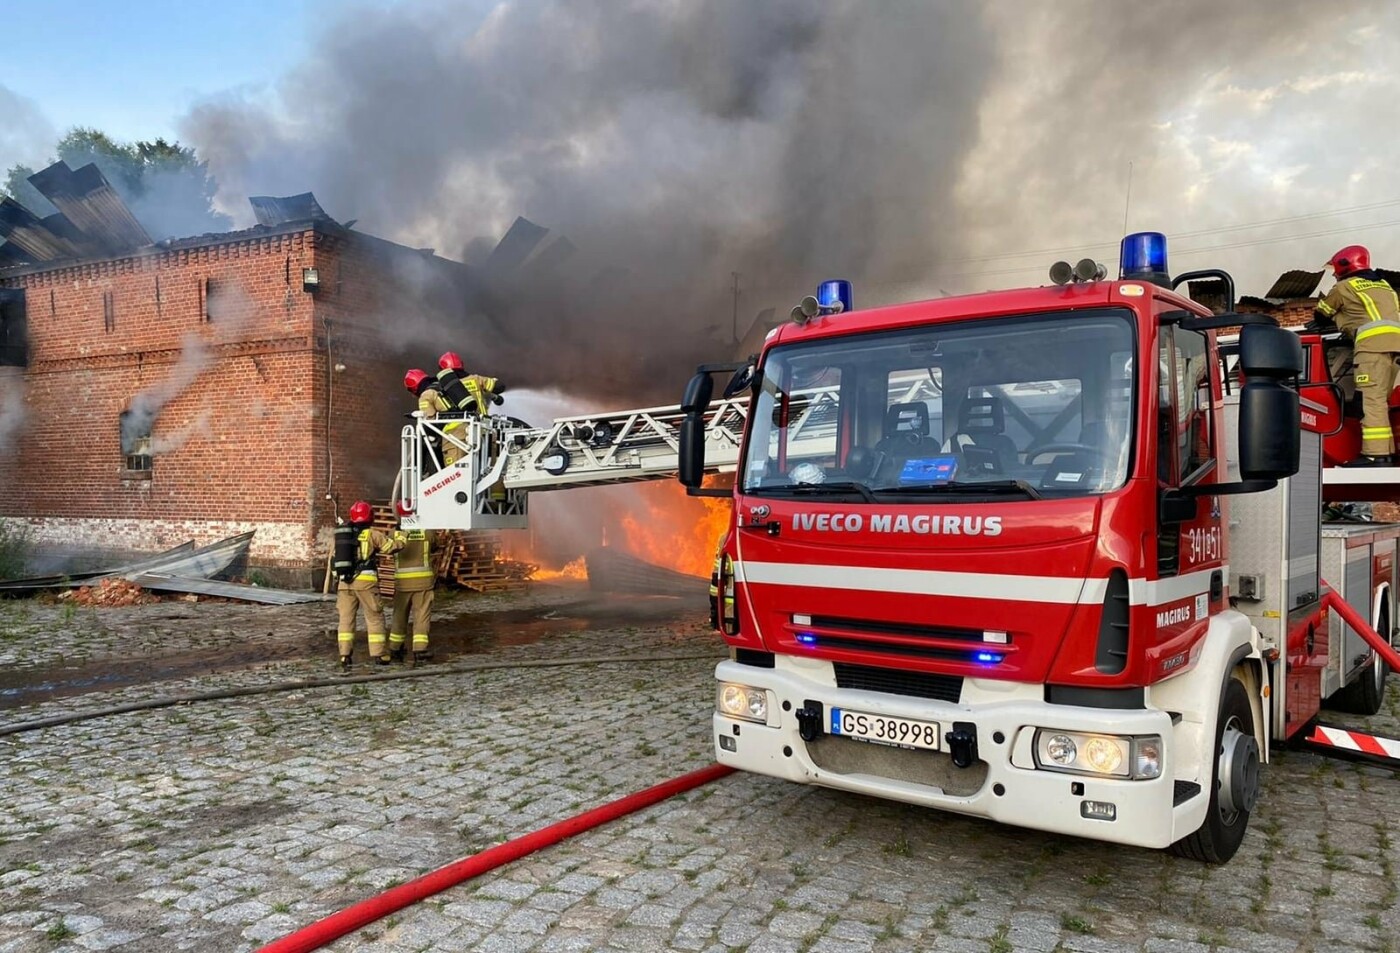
[1327,605,1389,716]
[1170,676,1258,864]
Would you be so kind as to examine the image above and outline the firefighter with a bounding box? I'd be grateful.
[389,524,437,664]
[1304,245,1400,466]
[436,351,506,417]
[335,500,404,672]
[405,368,465,468]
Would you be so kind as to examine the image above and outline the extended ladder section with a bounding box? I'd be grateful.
[398,398,747,531]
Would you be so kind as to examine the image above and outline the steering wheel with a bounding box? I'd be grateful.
[1025,442,1112,466]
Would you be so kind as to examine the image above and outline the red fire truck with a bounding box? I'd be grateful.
[677,233,1400,863]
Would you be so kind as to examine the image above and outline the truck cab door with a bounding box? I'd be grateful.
[1156,325,1225,595]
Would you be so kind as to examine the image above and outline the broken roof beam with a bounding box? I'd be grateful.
[248,192,331,228]
[28,161,152,254]
[0,197,85,262]
[484,216,549,277]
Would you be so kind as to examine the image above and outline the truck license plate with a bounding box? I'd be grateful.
[830,708,940,751]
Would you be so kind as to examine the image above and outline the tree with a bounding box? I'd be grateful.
[2,128,229,239]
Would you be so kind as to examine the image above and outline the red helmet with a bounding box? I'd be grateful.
[348,500,373,524]
[404,368,430,393]
[439,351,464,371]
[1327,245,1370,278]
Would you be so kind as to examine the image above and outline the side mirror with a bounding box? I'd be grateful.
[722,362,757,399]
[1159,490,1200,525]
[1237,324,1303,481]
[1298,381,1345,437]
[678,372,714,490]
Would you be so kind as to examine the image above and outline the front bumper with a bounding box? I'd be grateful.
[714,659,1187,849]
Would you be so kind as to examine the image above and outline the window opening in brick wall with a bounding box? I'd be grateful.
[103,290,115,332]
[0,289,27,367]
[119,410,153,477]
[201,277,214,322]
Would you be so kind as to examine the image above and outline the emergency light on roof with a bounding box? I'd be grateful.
[1119,231,1170,286]
[817,279,853,315]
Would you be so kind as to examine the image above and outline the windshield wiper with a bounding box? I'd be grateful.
[756,481,878,503]
[876,479,1042,500]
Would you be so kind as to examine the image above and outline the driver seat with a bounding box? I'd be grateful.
[943,397,1018,473]
[875,402,934,455]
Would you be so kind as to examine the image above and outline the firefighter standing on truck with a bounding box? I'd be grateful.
[1305,244,1400,466]
[335,500,404,672]
[404,368,464,469]
[389,525,437,664]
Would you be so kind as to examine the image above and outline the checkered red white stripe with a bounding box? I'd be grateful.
[1307,724,1400,761]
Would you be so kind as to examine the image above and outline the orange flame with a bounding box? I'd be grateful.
[616,481,731,577]
[530,556,588,581]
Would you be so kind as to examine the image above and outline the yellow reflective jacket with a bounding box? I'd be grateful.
[1316,274,1400,354]
[392,529,437,592]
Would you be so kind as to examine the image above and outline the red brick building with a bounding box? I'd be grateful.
[0,176,473,585]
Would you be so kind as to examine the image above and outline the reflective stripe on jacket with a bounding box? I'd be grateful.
[1316,275,1400,353]
[393,529,436,592]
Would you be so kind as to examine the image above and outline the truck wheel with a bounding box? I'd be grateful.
[1170,676,1258,864]
[1328,605,1389,716]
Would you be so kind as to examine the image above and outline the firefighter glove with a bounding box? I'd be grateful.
[491,393,504,405]
[1303,309,1337,333]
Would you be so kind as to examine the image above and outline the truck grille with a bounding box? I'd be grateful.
[804,617,1000,663]
[833,663,963,703]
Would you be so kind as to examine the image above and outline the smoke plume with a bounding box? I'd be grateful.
[120,282,255,455]
[184,0,1394,406]
[184,0,994,403]
[0,367,25,454]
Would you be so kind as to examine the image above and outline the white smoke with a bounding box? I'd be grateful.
[121,281,257,456]
[0,366,26,453]
[0,84,54,180]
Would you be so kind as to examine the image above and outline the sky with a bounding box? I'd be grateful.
[0,0,314,155]
[3,0,1400,310]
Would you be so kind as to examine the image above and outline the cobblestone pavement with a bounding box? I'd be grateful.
[0,588,1398,952]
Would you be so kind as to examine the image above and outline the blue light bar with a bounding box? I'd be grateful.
[796,632,818,646]
[816,279,853,314]
[974,651,1004,664]
[1119,232,1169,285]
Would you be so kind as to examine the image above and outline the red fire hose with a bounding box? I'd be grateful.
[257,762,735,953]
[1322,587,1400,672]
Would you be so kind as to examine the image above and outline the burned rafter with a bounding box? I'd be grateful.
[0,197,86,262]
[28,162,153,254]
[248,193,331,228]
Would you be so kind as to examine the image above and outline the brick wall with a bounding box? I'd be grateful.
[0,225,472,577]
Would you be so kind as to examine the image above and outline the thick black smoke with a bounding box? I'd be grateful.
[184,0,1390,406]
[184,0,994,403]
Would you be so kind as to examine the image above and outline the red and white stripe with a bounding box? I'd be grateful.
[1307,724,1400,761]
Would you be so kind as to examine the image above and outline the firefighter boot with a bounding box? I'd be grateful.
[390,646,407,663]
[374,652,392,666]
[1343,454,1393,468]
[339,654,352,674]
[412,650,433,666]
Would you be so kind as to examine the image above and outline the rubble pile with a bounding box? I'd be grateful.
[66,578,160,607]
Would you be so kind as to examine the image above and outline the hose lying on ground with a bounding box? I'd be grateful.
[257,763,737,953]
[0,652,721,738]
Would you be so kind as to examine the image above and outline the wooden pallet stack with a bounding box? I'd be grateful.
[368,505,529,596]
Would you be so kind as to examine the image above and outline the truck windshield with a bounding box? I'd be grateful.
[742,309,1136,500]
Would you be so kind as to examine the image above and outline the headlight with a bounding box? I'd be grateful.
[1034,730,1161,780]
[717,682,768,723]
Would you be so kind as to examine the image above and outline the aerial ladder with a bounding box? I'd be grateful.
[395,393,750,531]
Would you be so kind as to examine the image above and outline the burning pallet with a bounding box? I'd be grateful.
[369,505,530,596]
